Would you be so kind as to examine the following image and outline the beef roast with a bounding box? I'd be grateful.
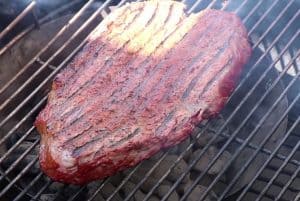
[35,0,251,184]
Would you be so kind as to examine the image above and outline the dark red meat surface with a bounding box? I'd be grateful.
[35,0,251,184]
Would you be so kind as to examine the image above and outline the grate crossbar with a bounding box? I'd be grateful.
[275,165,300,201]
[256,138,300,201]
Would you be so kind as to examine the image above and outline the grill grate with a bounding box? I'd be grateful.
[0,0,299,201]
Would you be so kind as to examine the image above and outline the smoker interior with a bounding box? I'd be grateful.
[0,0,299,200]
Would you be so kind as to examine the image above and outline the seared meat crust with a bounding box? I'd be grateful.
[35,0,251,184]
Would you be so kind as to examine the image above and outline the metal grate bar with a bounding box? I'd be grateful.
[207,0,223,9]
[226,4,298,107]
[181,49,300,201]
[0,1,36,41]
[256,175,299,193]
[0,125,35,165]
[144,122,299,201]
[161,24,299,201]
[0,0,84,56]
[268,162,300,174]
[198,120,300,168]
[13,171,43,201]
[247,0,280,35]
[0,156,38,197]
[256,138,300,200]
[275,165,300,201]
[187,72,300,200]
[248,0,295,46]
[0,136,39,184]
[282,143,298,150]
[106,162,143,201]
[275,44,286,72]
[0,0,98,98]
[9,141,39,200]
[224,131,300,167]
[124,152,170,201]
[247,189,278,201]
[86,179,109,201]
[185,17,299,187]
[0,29,31,56]
[0,95,47,163]
[224,116,300,200]
[187,0,206,13]
[41,184,70,201]
[222,0,248,12]
[30,179,53,201]
[52,185,71,201]
[0,0,114,131]
[0,96,44,194]
[241,1,264,23]
[67,186,86,201]
[214,57,300,199]
[142,122,212,201]
[0,137,38,200]
[217,121,300,165]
